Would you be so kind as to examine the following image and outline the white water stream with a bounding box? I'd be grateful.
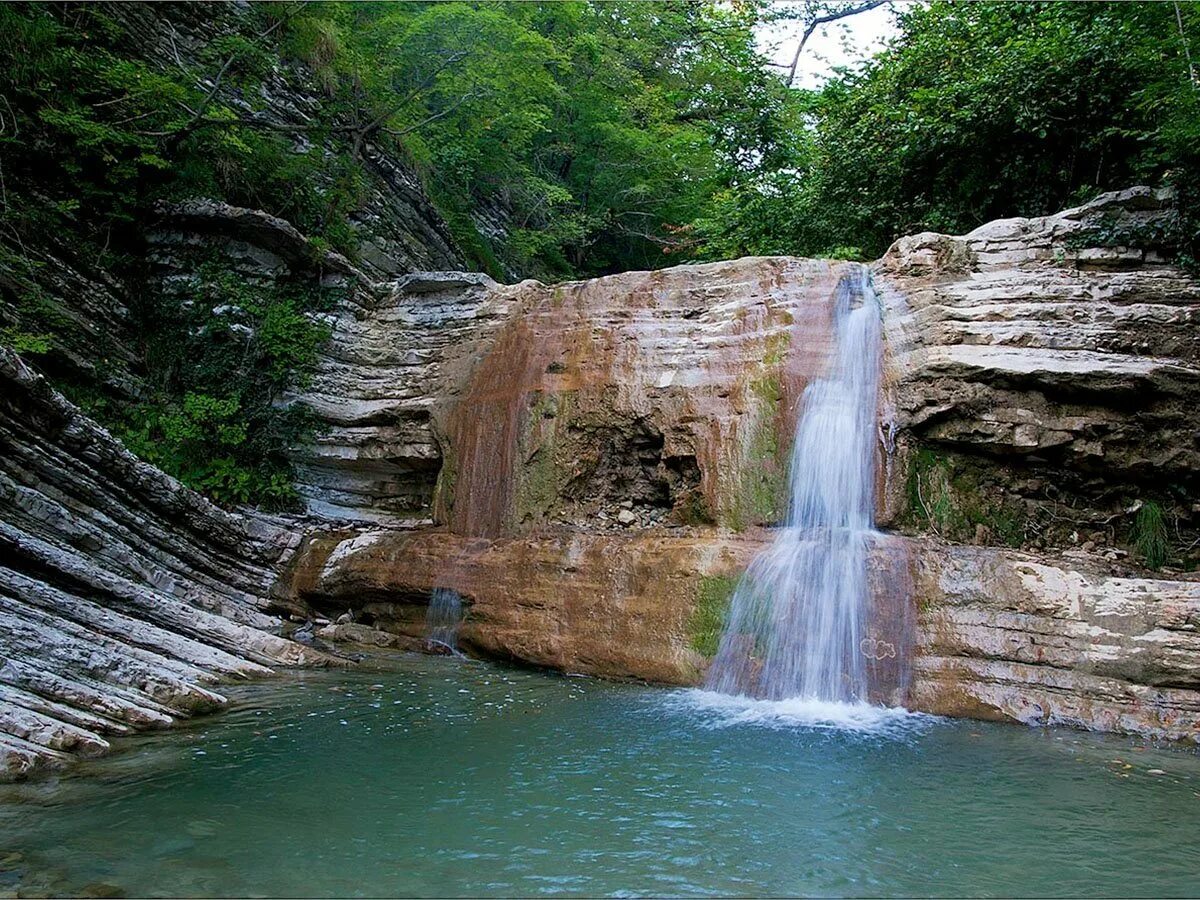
[706,266,886,703]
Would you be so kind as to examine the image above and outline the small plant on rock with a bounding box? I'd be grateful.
[1132,500,1169,569]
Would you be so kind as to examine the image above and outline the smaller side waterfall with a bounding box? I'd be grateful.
[706,266,893,703]
[425,587,465,652]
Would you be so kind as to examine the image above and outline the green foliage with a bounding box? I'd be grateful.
[0,2,365,279]
[1132,501,1169,569]
[0,328,52,355]
[820,246,869,262]
[689,574,740,658]
[114,268,337,510]
[120,396,302,509]
[276,1,788,277]
[8,0,1200,510]
[696,1,1200,263]
[905,449,1025,547]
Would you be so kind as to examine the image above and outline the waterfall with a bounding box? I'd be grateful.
[425,587,465,652]
[706,266,887,703]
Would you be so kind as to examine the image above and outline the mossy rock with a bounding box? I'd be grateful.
[688,573,740,658]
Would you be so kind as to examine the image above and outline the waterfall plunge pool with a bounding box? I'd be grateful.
[2,652,1198,898]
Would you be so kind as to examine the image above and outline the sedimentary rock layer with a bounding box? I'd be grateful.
[0,349,332,779]
[291,272,502,522]
[877,186,1200,548]
[912,544,1200,740]
[284,526,766,684]
[288,257,858,527]
[5,184,1199,769]
[285,190,1200,741]
[431,258,851,536]
[287,526,1200,741]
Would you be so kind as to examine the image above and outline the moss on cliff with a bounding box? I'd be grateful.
[729,374,787,530]
[688,573,740,658]
[902,448,1025,547]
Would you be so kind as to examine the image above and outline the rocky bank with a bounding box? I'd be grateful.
[0,348,335,779]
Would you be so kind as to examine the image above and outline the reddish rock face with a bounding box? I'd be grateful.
[431,257,854,536]
[286,528,766,684]
[287,526,1200,741]
[284,526,920,701]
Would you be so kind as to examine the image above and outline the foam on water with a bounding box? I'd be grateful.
[667,689,935,738]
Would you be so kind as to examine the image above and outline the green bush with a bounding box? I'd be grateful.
[905,449,1025,547]
[111,267,337,510]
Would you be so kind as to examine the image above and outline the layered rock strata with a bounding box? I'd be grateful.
[291,272,501,522]
[283,257,857,527]
[287,527,1200,741]
[911,542,1200,740]
[878,186,1200,557]
[4,184,1200,773]
[0,349,333,779]
[279,187,1200,741]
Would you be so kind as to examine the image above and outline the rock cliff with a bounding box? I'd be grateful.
[278,186,1200,741]
[878,186,1199,554]
[285,529,1200,738]
[0,349,334,778]
[3,185,1199,782]
[0,2,465,426]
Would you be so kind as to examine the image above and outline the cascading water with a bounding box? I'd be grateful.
[706,266,887,704]
[424,587,465,652]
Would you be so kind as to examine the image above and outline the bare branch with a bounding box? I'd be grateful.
[166,2,309,144]
[784,0,888,88]
[1175,1,1199,90]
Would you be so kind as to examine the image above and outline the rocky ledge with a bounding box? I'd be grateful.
[878,185,1200,553]
[0,349,335,779]
[284,526,1200,741]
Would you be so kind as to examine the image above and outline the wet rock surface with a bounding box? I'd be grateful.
[282,525,770,685]
[288,526,1200,741]
[432,258,850,536]
[290,272,502,523]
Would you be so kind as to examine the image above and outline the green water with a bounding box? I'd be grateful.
[2,653,1198,898]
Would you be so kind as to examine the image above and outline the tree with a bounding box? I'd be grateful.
[694,1,1200,263]
[766,0,891,88]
